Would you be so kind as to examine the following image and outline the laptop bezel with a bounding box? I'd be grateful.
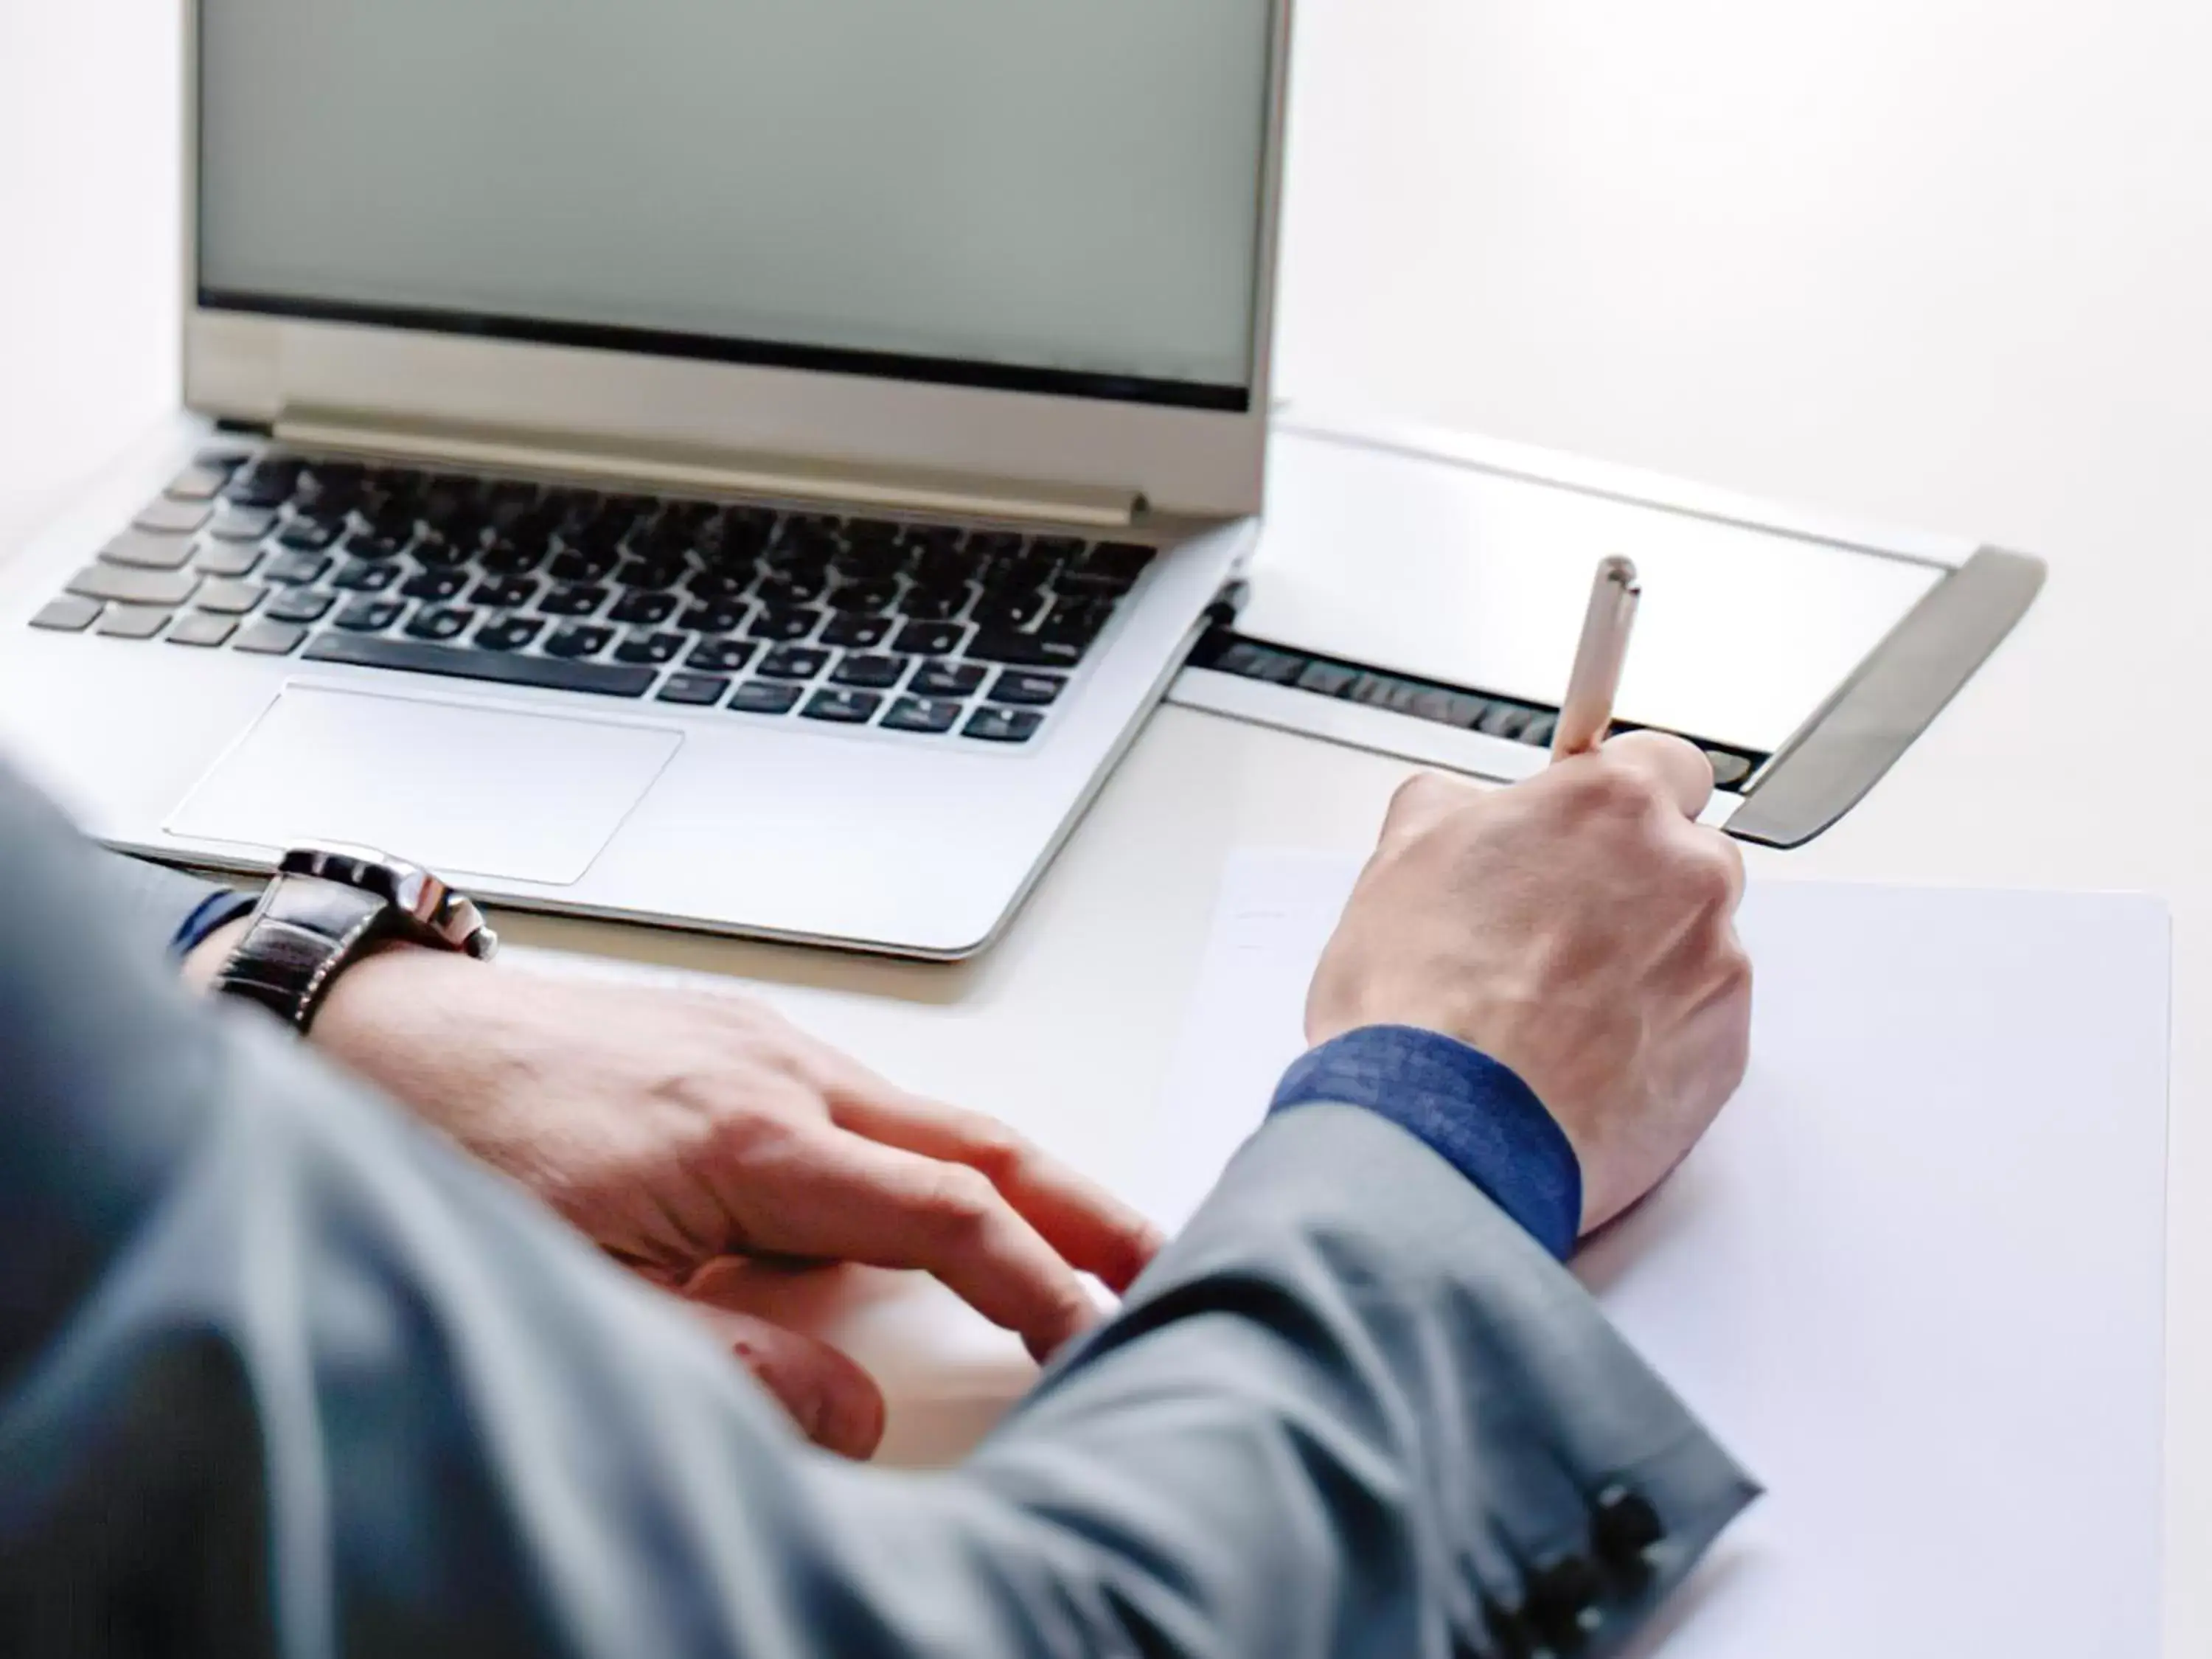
[174,1,1293,521]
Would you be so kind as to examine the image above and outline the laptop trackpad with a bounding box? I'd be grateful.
[167,686,682,886]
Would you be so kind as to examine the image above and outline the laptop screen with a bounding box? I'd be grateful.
[195,1,1276,412]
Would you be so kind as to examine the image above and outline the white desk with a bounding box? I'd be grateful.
[4,2,2205,1649]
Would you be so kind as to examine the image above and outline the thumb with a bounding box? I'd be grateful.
[676,1297,888,1460]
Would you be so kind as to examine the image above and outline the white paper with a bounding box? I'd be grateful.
[1144,852,2169,1658]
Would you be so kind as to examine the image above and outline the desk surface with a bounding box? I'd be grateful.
[5,2,2207,1650]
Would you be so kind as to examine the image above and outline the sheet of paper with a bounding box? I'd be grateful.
[1141,852,2169,1658]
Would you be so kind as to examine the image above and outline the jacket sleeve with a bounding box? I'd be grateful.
[89,842,251,960]
[0,756,1756,1659]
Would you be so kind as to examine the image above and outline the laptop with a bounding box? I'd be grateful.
[0,0,1290,958]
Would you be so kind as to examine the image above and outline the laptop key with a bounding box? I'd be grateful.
[479,539,546,576]
[331,560,400,593]
[401,567,470,602]
[891,621,967,657]
[973,590,1049,631]
[167,612,238,648]
[657,672,731,707]
[757,645,830,681]
[276,518,340,552]
[830,577,900,614]
[545,623,615,660]
[909,659,987,698]
[821,613,896,650]
[618,557,688,594]
[988,670,1067,707]
[608,591,681,626]
[135,498,212,536]
[1037,597,1114,647]
[232,619,309,656]
[302,633,657,698]
[605,630,681,666]
[749,605,822,642]
[334,597,405,633]
[193,540,265,579]
[67,563,199,607]
[728,680,804,717]
[897,583,972,622]
[757,569,830,605]
[548,548,620,584]
[475,616,544,653]
[681,599,750,636]
[687,638,755,673]
[1060,541,1155,593]
[262,552,332,587]
[471,575,538,611]
[100,530,195,571]
[803,689,882,726]
[344,529,411,562]
[411,534,475,570]
[193,579,265,616]
[404,605,474,643]
[831,653,908,690]
[209,504,277,542]
[880,696,964,735]
[685,568,750,603]
[95,605,173,641]
[962,706,1044,745]
[540,582,610,617]
[192,446,251,475]
[964,628,1082,669]
[262,587,335,624]
[29,595,102,633]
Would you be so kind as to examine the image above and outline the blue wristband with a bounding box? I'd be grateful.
[171,888,258,962]
[1270,1026,1582,1260]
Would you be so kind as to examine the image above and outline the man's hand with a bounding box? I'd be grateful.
[185,923,1161,1447]
[1306,732,1752,1234]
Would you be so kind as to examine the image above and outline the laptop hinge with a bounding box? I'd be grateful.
[273,408,1146,529]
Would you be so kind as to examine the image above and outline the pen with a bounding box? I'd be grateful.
[1551,556,1641,760]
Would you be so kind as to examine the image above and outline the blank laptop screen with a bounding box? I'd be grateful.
[195,0,1276,409]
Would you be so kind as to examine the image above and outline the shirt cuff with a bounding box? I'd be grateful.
[1269,1026,1582,1260]
[170,888,258,962]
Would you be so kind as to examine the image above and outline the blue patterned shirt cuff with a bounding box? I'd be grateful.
[1269,1025,1582,1260]
[170,888,258,962]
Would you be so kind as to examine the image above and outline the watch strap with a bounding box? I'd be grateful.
[212,874,394,1033]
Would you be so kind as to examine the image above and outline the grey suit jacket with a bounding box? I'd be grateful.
[0,759,1756,1658]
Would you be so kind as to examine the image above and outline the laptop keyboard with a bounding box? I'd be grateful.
[29,448,1161,746]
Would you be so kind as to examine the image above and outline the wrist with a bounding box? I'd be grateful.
[181,917,254,991]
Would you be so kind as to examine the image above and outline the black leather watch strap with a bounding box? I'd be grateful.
[212,875,395,1034]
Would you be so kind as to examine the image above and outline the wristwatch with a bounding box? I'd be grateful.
[212,845,498,1033]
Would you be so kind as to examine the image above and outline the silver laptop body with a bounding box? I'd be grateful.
[0,0,1291,959]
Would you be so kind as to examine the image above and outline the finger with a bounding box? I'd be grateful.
[672,1296,887,1459]
[744,1128,1104,1363]
[827,1091,1163,1293]
[1599,730,1716,821]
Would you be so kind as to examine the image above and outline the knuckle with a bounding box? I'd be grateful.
[1570,760,1659,821]
[953,1115,1029,1186]
[912,1165,999,1237]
